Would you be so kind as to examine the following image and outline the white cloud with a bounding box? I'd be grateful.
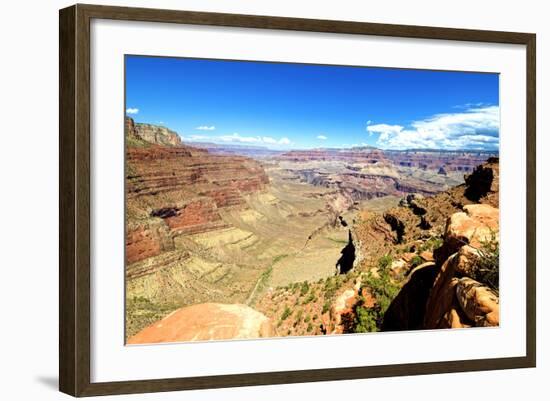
[218,133,259,143]
[317,135,328,140]
[217,133,290,146]
[366,120,372,125]
[196,125,216,131]
[126,108,139,114]
[367,123,403,137]
[181,134,211,141]
[367,105,499,150]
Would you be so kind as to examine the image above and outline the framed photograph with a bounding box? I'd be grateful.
[59,4,536,397]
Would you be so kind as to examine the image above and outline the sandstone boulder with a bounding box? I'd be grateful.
[435,203,499,264]
[454,245,482,277]
[127,303,273,344]
[450,204,498,242]
[423,205,499,329]
[424,254,461,329]
[438,304,471,329]
[455,277,499,327]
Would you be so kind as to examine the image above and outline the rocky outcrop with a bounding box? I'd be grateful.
[127,303,273,344]
[126,117,182,146]
[464,158,499,204]
[356,159,500,250]
[423,204,499,329]
[327,279,365,333]
[433,203,499,266]
[383,202,500,331]
[455,277,499,327]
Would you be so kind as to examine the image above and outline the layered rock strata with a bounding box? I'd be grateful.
[126,143,268,264]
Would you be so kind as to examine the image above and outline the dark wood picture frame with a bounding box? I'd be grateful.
[59,3,536,397]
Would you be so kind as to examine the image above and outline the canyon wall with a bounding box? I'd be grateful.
[126,145,269,264]
[278,147,496,173]
[275,148,496,204]
[126,116,182,146]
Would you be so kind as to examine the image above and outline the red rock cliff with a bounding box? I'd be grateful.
[125,127,269,264]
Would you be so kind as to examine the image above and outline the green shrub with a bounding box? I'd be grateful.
[410,255,423,268]
[419,236,443,252]
[354,304,378,333]
[303,292,316,304]
[300,281,310,296]
[378,254,393,270]
[295,308,303,323]
[322,300,331,314]
[353,264,400,332]
[280,306,292,321]
[471,231,499,292]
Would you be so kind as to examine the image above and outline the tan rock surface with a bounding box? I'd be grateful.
[455,277,499,327]
[419,251,434,262]
[127,303,273,344]
[445,204,499,249]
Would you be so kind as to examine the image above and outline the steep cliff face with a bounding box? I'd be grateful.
[125,116,182,146]
[126,144,269,264]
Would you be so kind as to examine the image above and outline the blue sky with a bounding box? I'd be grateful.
[125,55,499,151]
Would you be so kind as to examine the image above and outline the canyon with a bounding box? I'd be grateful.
[124,118,499,343]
